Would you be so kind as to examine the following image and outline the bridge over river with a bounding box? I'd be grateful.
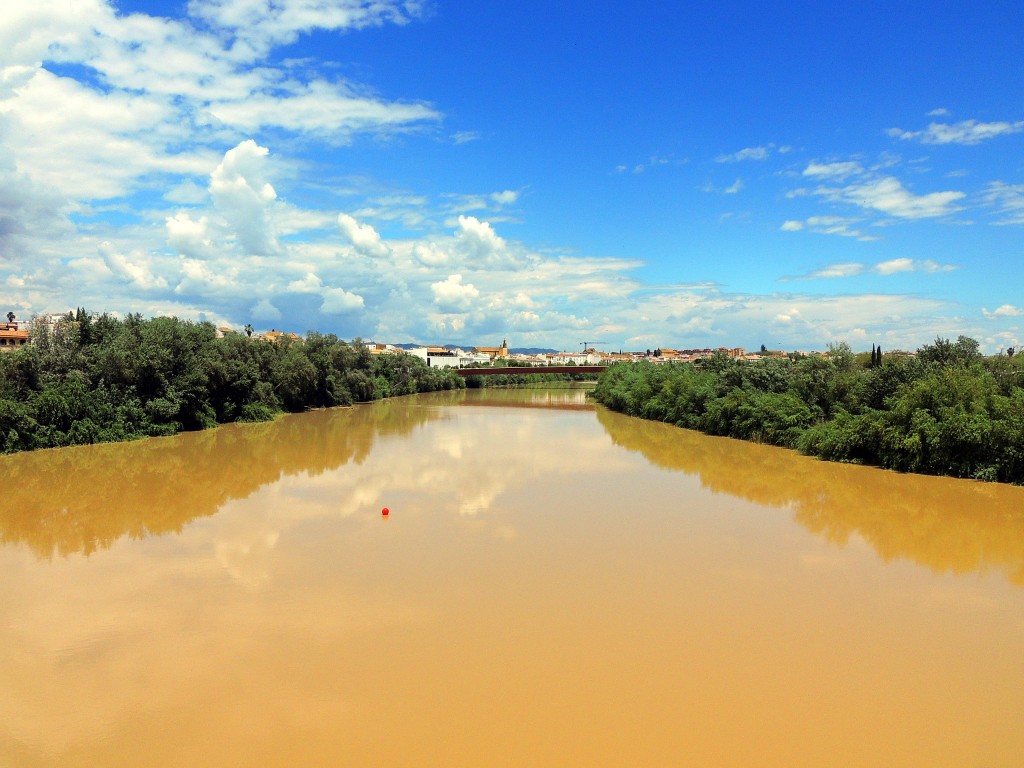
[454,365,607,377]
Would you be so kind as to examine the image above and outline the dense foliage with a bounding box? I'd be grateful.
[462,358,598,388]
[592,337,1024,484]
[0,312,462,454]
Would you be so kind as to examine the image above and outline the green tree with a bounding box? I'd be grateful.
[592,334,1024,485]
[918,336,981,368]
[272,343,318,411]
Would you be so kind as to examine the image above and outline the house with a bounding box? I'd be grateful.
[366,343,399,355]
[407,346,490,368]
[600,352,632,364]
[472,339,510,361]
[550,351,590,365]
[30,313,73,340]
[0,322,30,352]
[260,329,302,343]
[409,346,460,368]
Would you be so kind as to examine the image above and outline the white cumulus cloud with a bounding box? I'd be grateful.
[320,286,365,314]
[287,272,323,293]
[99,242,168,291]
[338,213,389,257]
[983,304,1023,318]
[413,242,450,266]
[210,140,281,256]
[250,298,281,321]
[874,258,915,275]
[0,151,70,256]
[455,215,516,267]
[166,212,214,260]
[431,273,479,311]
[176,258,236,295]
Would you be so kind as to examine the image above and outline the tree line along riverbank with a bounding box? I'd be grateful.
[591,337,1024,485]
[460,359,599,388]
[0,313,464,454]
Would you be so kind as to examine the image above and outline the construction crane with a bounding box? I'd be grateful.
[580,340,609,352]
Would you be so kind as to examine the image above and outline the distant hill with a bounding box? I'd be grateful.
[390,342,466,350]
[388,342,558,354]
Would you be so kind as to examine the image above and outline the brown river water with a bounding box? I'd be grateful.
[2,387,1023,767]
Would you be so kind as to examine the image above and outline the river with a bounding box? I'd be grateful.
[2,387,1023,766]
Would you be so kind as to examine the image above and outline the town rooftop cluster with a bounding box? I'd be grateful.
[3,311,849,362]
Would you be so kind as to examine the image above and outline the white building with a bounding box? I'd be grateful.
[29,312,72,340]
[549,351,598,365]
[407,346,491,368]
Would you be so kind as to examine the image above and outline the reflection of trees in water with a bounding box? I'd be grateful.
[459,388,595,411]
[597,407,1024,586]
[0,400,441,559]
[418,386,593,409]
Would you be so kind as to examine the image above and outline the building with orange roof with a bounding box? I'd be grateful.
[0,322,29,352]
[260,329,303,344]
[472,339,509,361]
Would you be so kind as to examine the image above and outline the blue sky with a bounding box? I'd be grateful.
[2,0,1022,352]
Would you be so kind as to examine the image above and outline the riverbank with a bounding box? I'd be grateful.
[0,313,463,455]
[591,337,1024,485]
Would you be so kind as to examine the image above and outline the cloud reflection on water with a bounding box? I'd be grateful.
[2,387,1023,587]
[2,388,1024,766]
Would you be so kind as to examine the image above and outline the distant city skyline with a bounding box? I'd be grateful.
[2,1,1022,352]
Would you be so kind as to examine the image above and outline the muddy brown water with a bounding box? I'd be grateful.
[2,387,1023,766]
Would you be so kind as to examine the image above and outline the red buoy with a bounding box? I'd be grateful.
[382,507,390,516]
